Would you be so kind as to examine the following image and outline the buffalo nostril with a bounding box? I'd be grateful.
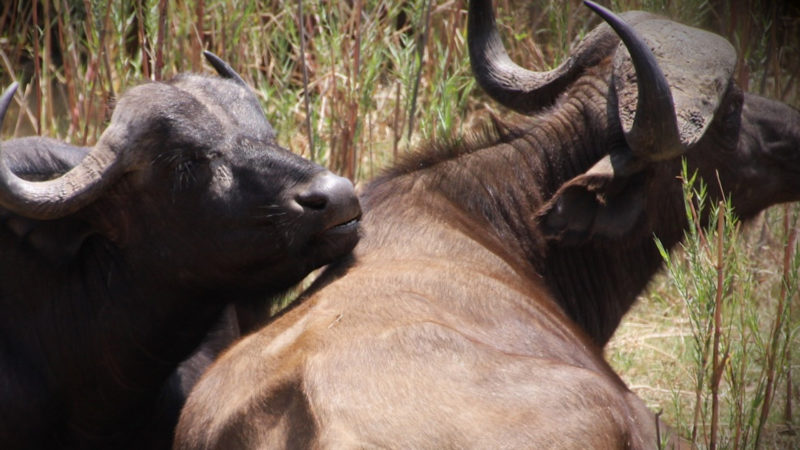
[294,171,361,234]
[296,190,329,210]
[295,172,357,212]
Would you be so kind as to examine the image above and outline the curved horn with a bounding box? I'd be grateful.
[468,0,606,114]
[203,51,247,87]
[0,83,126,220]
[584,1,682,160]
[0,82,16,124]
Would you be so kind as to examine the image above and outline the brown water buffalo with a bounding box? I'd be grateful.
[0,52,360,449]
[175,2,800,448]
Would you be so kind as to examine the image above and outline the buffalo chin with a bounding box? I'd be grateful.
[307,220,361,266]
[228,223,360,294]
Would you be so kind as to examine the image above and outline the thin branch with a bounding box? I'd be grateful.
[755,205,797,446]
[136,0,149,80]
[155,0,169,81]
[32,0,41,135]
[406,0,433,146]
[709,202,725,450]
[297,0,314,161]
[101,0,115,99]
[393,81,401,161]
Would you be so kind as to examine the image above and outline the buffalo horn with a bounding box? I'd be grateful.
[0,83,126,220]
[0,82,16,125]
[584,1,682,160]
[203,51,248,87]
[468,0,594,114]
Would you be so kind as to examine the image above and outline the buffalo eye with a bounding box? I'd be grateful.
[160,148,213,192]
[175,159,199,191]
[763,130,798,163]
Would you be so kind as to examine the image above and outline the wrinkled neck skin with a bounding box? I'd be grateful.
[543,179,687,345]
[0,223,226,447]
[361,66,690,348]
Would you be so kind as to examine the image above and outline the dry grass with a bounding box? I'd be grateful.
[608,202,800,448]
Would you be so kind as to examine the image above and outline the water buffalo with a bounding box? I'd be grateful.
[0,52,361,449]
[175,1,799,448]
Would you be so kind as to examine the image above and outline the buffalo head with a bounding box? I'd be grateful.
[467,0,800,344]
[0,52,361,293]
[0,52,361,448]
[470,0,800,245]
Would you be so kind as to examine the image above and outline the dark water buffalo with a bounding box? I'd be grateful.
[0,52,360,449]
[175,1,800,448]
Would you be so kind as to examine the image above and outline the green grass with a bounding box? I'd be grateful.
[2,1,799,447]
[608,163,800,448]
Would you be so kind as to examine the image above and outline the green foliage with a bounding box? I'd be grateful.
[0,0,487,180]
[652,163,800,448]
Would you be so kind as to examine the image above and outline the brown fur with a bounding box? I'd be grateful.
[174,6,799,448]
[175,75,676,447]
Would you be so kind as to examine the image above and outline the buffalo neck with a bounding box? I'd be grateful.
[543,186,687,345]
[0,227,224,444]
[362,73,688,347]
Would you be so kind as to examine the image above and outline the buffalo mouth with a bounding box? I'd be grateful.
[306,210,361,265]
[324,215,361,235]
[316,210,362,240]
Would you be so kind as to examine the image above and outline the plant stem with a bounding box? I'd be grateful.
[406,0,432,146]
[155,0,168,81]
[709,202,725,449]
[297,0,315,161]
[782,206,797,424]
[136,0,149,80]
[756,205,797,446]
[393,81,401,162]
[32,0,41,135]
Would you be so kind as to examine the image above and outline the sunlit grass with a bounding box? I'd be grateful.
[608,166,800,448]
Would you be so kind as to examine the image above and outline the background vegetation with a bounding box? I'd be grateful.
[1,0,798,447]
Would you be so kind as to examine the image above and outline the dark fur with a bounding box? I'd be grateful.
[0,73,359,448]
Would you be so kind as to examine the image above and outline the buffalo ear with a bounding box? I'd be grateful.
[536,155,646,245]
[3,212,95,264]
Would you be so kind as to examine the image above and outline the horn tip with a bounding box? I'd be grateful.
[202,51,248,87]
[1,82,18,118]
[202,50,222,66]
[2,82,19,100]
[583,1,615,20]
